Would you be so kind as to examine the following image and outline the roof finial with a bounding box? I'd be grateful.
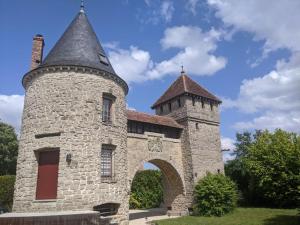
[80,0,85,13]
[181,65,185,74]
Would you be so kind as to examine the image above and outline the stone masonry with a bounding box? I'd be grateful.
[13,7,224,225]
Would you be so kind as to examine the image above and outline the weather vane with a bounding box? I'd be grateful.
[181,65,185,74]
[80,0,84,12]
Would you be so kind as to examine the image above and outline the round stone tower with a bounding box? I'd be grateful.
[13,7,129,224]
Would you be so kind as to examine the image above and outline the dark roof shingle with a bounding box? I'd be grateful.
[152,74,221,108]
[126,110,183,129]
[40,11,116,75]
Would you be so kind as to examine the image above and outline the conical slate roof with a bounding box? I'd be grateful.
[40,11,116,75]
[152,74,221,108]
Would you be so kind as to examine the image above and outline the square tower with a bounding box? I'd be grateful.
[152,72,224,207]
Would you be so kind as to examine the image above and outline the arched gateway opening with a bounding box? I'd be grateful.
[129,159,186,219]
[147,159,184,211]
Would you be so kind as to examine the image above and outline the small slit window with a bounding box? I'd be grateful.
[196,123,199,130]
[168,103,172,112]
[177,98,181,108]
[160,105,163,113]
[102,98,112,122]
[99,53,109,65]
[210,102,213,111]
[192,97,196,106]
[201,99,205,108]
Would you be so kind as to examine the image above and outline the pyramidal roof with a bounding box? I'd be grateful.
[152,73,221,108]
[40,10,116,75]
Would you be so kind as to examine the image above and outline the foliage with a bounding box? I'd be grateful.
[0,122,18,175]
[224,159,251,205]
[224,131,260,205]
[225,129,300,208]
[155,208,299,225]
[0,175,16,211]
[194,173,237,216]
[245,129,300,208]
[129,170,163,209]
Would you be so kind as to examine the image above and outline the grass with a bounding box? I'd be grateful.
[154,208,299,225]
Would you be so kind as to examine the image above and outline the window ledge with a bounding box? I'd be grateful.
[102,121,113,126]
[33,199,57,203]
[101,178,117,183]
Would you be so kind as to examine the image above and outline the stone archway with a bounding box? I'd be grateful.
[129,158,186,215]
[147,159,185,212]
[127,132,188,216]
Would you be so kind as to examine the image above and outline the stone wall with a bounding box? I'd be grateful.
[127,132,187,214]
[154,94,224,208]
[14,69,128,224]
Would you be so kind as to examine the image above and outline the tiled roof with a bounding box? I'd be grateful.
[126,110,183,129]
[152,74,221,108]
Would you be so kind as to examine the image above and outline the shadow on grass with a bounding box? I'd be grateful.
[263,215,300,225]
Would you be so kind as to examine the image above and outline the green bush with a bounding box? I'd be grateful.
[194,173,237,217]
[0,175,15,211]
[130,170,163,209]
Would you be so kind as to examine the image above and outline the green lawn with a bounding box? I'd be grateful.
[154,208,299,225]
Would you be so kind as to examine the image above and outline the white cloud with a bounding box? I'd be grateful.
[221,137,236,162]
[126,103,136,111]
[223,53,300,133]
[148,26,227,79]
[221,136,235,151]
[234,111,300,132]
[186,0,200,15]
[208,0,300,133]
[0,95,24,134]
[207,0,300,54]
[140,0,174,24]
[160,1,174,23]
[107,45,154,83]
[107,26,226,83]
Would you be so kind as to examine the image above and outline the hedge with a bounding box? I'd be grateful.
[0,175,15,211]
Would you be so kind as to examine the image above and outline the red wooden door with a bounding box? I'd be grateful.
[36,150,59,200]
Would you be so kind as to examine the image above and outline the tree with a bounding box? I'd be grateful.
[0,122,18,175]
[225,130,265,205]
[194,173,237,216]
[130,170,163,209]
[245,129,300,208]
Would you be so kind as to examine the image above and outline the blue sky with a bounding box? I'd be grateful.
[0,0,299,162]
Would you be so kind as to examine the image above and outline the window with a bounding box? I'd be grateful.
[177,98,181,108]
[168,102,172,112]
[99,53,109,65]
[201,99,205,108]
[210,102,213,111]
[196,123,199,130]
[102,98,112,122]
[192,97,196,106]
[101,147,112,178]
[160,105,163,113]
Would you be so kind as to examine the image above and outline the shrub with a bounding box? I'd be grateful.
[130,170,163,209]
[0,175,15,211]
[194,173,237,216]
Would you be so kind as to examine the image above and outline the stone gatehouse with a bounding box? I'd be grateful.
[13,6,223,225]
